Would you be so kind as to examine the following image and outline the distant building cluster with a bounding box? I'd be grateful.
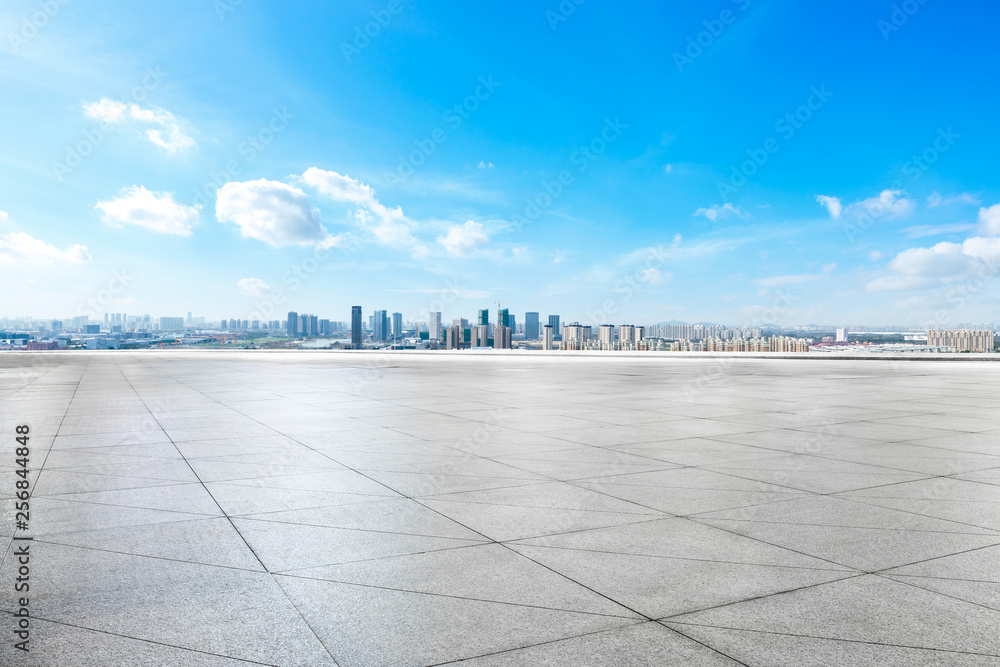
[927,329,995,353]
[0,310,996,354]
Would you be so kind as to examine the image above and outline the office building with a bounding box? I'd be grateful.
[445,326,460,350]
[493,325,511,349]
[548,315,560,338]
[373,310,389,341]
[525,312,540,340]
[392,312,403,339]
[351,306,363,349]
[286,311,299,336]
[477,309,489,327]
[429,312,442,341]
[543,324,554,350]
[836,327,849,343]
[927,329,993,353]
[159,316,185,331]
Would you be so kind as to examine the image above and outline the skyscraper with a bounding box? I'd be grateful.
[392,312,403,339]
[543,324,554,350]
[548,315,560,338]
[525,312,539,340]
[372,310,389,341]
[477,309,489,327]
[351,306,363,349]
[286,311,299,336]
[429,312,442,341]
[493,326,511,349]
[499,308,510,328]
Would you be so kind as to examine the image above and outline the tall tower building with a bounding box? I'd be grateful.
[429,312,442,341]
[548,315,560,338]
[477,309,489,327]
[351,306,363,349]
[392,312,403,339]
[525,312,540,340]
[287,311,299,336]
[499,308,510,328]
[543,324,554,350]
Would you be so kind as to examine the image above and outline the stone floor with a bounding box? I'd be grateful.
[2,351,1000,666]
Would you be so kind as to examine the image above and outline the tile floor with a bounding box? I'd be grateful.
[1,351,999,665]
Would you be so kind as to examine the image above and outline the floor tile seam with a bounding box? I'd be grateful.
[659,620,1000,658]
[657,572,868,622]
[686,515,1000,537]
[422,620,658,667]
[1,356,90,571]
[22,535,269,573]
[271,571,642,619]
[0,614,282,666]
[501,542,855,572]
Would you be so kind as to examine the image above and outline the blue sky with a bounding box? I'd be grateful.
[2,0,999,327]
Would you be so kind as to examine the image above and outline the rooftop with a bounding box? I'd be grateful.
[3,351,1000,665]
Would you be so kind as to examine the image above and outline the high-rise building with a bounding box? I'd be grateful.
[286,311,299,336]
[445,326,460,350]
[598,325,614,349]
[372,310,389,341]
[548,315,560,338]
[543,324,554,350]
[159,316,185,331]
[351,306,363,349]
[392,312,403,339]
[477,324,488,347]
[477,309,489,327]
[835,327,849,343]
[525,312,540,340]
[499,308,510,328]
[927,329,993,353]
[493,325,511,349]
[429,312,442,341]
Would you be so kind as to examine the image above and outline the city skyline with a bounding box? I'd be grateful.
[3,2,1000,325]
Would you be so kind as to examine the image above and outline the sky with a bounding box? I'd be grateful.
[2,0,999,328]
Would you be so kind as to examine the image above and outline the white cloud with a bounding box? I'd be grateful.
[216,179,326,247]
[821,262,837,273]
[694,203,741,221]
[847,189,914,219]
[902,223,977,238]
[437,220,489,256]
[928,192,979,208]
[869,250,884,261]
[639,267,668,285]
[867,236,1000,291]
[816,195,842,219]
[301,167,418,250]
[237,277,271,298]
[0,232,90,264]
[84,99,196,153]
[978,203,1000,236]
[477,161,494,169]
[553,249,567,264]
[96,186,198,236]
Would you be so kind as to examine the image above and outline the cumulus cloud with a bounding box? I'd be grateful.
[237,277,271,298]
[867,236,1000,291]
[96,186,198,236]
[0,232,90,264]
[300,167,418,251]
[847,189,914,219]
[84,99,196,153]
[978,203,1000,236]
[216,179,326,247]
[477,161,494,169]
[437,220,489,256]
[694,203,741,221]
[816,195,842,219]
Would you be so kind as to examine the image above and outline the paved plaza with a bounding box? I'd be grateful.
[2,351,1000,666]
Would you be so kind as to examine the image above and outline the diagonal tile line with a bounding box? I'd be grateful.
[1,355,90,572]
[0,612,283,666]
[873,571,1000,615]
[660,619,1000,659]
[109,356,343,667]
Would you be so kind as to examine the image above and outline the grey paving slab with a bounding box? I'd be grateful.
[2,351,999,665]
